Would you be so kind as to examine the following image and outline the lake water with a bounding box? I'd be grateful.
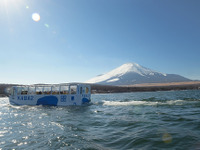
[0,90,200,149]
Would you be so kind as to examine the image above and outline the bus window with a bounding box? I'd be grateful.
[85,87,89,94]
[70,85,77,94]
[52,86,59,95]
[17,87,22,95]
[20,87,28,95]
[60,85,69,94]
[44,86,51,95]
[80,87,82,94]
[11,87,17,96]
[10,88,14,96]
[36,87,43,95]
[28,87,35,95]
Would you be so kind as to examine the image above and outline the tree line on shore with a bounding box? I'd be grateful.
[90,83,200,93]
[0,83,200,97]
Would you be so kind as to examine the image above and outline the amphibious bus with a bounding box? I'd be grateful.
[9,83,91,106]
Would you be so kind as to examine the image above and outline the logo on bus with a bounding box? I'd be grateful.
[17,96,34,101]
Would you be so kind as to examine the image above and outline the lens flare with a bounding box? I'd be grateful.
[162,133,172,144]
[44,24,49,28]
[32,13,40,22]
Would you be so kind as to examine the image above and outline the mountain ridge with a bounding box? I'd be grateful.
[86,63,191,85]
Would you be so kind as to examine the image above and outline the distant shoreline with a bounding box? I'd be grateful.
[0,82,200,97]
[123,81,200,87]
[91,81,200,94]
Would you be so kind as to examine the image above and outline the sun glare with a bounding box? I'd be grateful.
[32,13,40,22]
[0,0,27,17]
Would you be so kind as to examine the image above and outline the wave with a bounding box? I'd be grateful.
[102,99,200,106]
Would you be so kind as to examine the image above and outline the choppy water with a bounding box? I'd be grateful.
[1,90,200,150]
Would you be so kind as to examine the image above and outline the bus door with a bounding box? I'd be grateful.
[69,85,77,105]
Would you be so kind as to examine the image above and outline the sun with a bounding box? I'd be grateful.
[32,13,41,22]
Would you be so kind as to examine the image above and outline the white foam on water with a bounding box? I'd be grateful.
[0,97,10,107]
[102,99,198,106]
[51,122,64,131]
[165,100,185,105]
[102,100,159,106]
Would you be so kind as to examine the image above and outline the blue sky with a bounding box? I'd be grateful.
[0,0,200,84]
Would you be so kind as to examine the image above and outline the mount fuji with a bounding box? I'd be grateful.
[86,63,191,85]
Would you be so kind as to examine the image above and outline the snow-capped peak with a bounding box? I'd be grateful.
[121,63,167,76]
[119,63,152,76]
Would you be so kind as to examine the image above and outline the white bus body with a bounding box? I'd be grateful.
[9,83,91,106]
